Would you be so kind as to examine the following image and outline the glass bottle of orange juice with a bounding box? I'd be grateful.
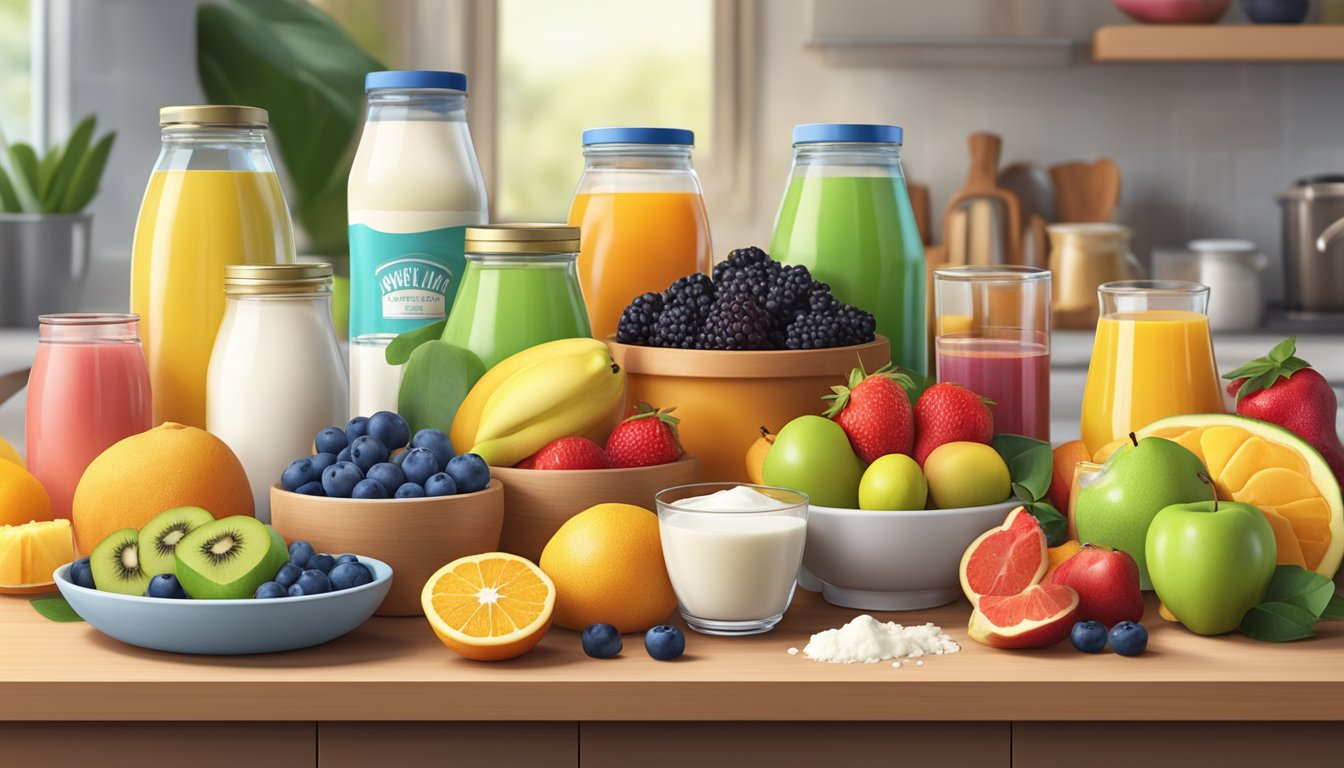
[131,106,295,428]
[1080,280,1226,454]
[568,128,713,340]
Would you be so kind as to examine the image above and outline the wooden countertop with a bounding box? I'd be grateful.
[3,590,1341,722]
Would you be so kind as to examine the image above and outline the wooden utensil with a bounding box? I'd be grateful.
[908,181,932,245]
[1050,157,1122,223]
[943,132,1021,266]
[998,162,1055,268]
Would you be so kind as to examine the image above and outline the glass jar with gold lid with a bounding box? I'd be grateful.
[206,263,347,522]
[441,224,592,369]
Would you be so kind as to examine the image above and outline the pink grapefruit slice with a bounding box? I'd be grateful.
[968,583,1080,649]
[959,507,1047,608]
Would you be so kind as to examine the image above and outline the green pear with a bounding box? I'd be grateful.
[762,415,863,508]
[1073,434,1209,589]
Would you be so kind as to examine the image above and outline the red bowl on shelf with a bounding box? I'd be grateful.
[1112,0,1231,23]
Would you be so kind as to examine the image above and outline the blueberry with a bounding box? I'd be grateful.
[281,457,321,491]
[390,450,408,468]
[411,428,455,468]
[445,453,490,494]
[336,446,352,463]
[274,562,302,588]
[401,447,439,486]
[425,472,458,497]
[314,426,348,455]
[368,411,411,451]
[295,481,325,496]
[254,581,287,599]
[644,625,685,661]
[69,557,95,589]
[288,540,315,567]
[582,623,623,659]
[335,554,358,565]
[395,482,426,498]
[329,561,375,590]
[1070,620,1108,654]
[366,462,405,495]
[1109,621,1148,657]
[345,416,370,441]
[307,553,336,574]
[145,573,189,599]
[321,461,364,498]
[352,478,389,499]
[289,569,332,596]
[310,452,339,474]
[350,435,390,472]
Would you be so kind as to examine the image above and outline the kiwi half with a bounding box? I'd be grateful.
[175,516,287,599]
[90,528,153,596]
[138,506,215,577]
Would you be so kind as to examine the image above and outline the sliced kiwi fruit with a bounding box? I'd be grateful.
[90,528,153,596]
[138,506,215,577]
[175,516,288,599]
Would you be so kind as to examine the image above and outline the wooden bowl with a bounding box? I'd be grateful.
[492,457,699,562]
[269,480,504,617]
[608,338,891,482]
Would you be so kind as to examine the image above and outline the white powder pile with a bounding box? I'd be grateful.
[801,615,960,665]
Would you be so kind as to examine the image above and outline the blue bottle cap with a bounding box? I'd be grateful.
[792,123,903,145]
[365,71,468,93]
[581,127,695,146]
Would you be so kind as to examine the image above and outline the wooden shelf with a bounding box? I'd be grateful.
[1092,25,1344,62]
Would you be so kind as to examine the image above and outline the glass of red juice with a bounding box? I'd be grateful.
[934,266,1051,441]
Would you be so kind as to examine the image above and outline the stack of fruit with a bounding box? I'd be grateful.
[516,402,684,470]
[279,411,490,499]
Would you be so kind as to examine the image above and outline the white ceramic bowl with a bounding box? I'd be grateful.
[801,500,1019,611]
[52,557,393,655]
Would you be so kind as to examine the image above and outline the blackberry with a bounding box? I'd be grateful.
[652,302,702,348]
[714,246,780,306]
[615,292,664,346]
[784,303,877,349]
[702,293,771,350]
[835,304,877,345]
[662,273,716,322]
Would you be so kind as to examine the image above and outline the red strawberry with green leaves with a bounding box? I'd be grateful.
[606,402,683,468]
[913,382,994,466]
[822,363,915,464]
[520,437,612,470]
[1224,336,1344,488]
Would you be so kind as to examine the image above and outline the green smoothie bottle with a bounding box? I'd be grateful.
[770,124,926,374]
[442,225,592,370]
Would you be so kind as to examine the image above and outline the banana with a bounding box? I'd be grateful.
[450,337,607,452]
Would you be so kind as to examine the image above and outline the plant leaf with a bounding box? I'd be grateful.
[1239,601,1318,642]
[1263,565,1334,617]
[1268,336,1295,364]
[1025,501,1068,547]
[35,144,62,207]
[991,433,1053,501]
[1320,595,1344,621]
[43,115,95,212]
[385,319,447,365]
[9,142,40,192]
[397,339,486,436]
[0,165,19,213]
[58,132,115,213]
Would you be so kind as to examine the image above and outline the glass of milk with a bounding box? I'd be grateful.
[655,483,809,636]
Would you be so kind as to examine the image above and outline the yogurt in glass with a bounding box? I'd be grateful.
[655,484,809,636]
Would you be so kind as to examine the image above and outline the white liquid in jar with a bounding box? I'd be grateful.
[349,335,404,418]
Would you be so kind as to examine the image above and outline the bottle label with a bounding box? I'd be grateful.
[349,224,466,337]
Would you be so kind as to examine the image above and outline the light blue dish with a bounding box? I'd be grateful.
[53,557,393,655]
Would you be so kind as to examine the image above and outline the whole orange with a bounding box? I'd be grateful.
[0,460,52,526]
[1048,440,1091,515]
[71,423,253,555]
[539,503,677,633]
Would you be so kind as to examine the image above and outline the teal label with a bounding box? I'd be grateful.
[349,224,466,337]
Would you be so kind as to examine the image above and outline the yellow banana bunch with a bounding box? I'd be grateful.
[453,338,626,466]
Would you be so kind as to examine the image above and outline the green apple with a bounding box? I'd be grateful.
[859,454,927,510]
[1146,499,1276,635]
[762,415,863,508]
[1074,435,1209,589]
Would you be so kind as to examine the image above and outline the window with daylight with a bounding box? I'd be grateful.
[0,0,32,142]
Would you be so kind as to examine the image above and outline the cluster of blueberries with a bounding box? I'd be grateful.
[1070,620,1147,656]
[280,411,490,500]
[254,540,376,598]
[581,623,685,661]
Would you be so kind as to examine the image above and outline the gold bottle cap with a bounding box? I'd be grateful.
[160,105,269,128]
[224,263,332,295]
[465,224,581,254]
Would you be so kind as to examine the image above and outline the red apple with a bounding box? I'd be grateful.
[1045,543,1143,627]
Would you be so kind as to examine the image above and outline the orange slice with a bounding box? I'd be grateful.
[421,552,555,661]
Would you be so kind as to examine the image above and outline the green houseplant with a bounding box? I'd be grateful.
[0,116,115,326]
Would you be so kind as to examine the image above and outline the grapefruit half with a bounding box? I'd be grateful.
[959,506,1048,607]
[968,583,1080,649]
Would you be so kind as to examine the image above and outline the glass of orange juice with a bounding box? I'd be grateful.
[1080,280,1226,454]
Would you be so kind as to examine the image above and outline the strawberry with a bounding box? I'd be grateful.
[913,382,994,466]
[521,437,612,470]
[606,402,683,468]
[822,363,914,463]
[1224,336,1344,488]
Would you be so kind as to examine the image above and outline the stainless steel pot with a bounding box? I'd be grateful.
[1279,176,1344,314]
[0,213,91,327]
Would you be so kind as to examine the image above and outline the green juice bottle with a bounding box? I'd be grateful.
[769,124,927,375]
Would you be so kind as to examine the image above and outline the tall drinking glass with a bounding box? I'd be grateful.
[26,314,153,520]
[1079,280,1225,454]
[935,266,1051,441]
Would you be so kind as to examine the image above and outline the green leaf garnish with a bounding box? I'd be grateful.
[396,339,485,435]
[1239,601,1318,642]
[1025,501,1068,547]
[991,433,1053,502]
[1221,336,1314,402]
[1321,595,1344,621]
[385,319,448,365]
[1262,565,1335,616]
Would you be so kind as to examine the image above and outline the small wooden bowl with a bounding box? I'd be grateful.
[492,457,699,562]
[269,480,504,617]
